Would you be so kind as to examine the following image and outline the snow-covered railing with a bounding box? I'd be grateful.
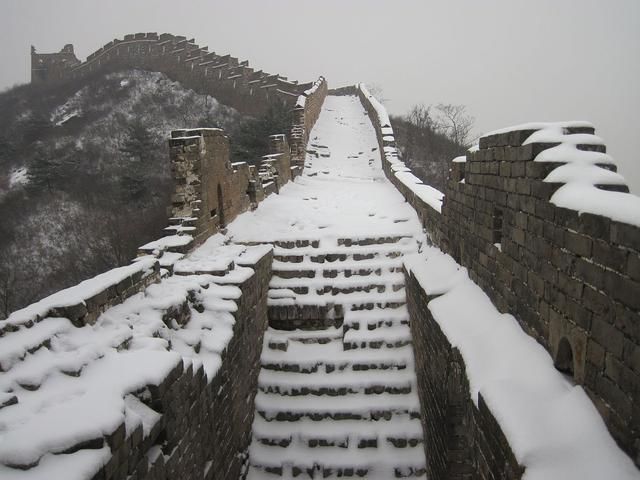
[480,121,640,226]
[0,236,273,479]
[357,83,445,243]
[405,249,640,480]
[0,257,160,335]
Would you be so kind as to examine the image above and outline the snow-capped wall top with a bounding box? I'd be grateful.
[481,120,595,138]
[481,121,640,226]
[358,83,391,128]
[1,257,158,332]
[296,76,326,108]
[526,124,640,226]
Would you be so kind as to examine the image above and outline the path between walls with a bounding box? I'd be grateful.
[228,95,428,479]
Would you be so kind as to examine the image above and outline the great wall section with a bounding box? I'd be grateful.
[0,34,638,479]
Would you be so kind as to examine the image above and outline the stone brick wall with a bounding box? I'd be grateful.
[31,44,80,83]
[443,131,640,465]
[31,33,314,116]
[359,86,640,469]
[163,126,309,254]
[87,247,272,480]
[168,128,252,244]
[406,268,523,480]
[0,258,160,336]
[290,77,328,168]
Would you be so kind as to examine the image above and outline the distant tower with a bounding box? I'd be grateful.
[31,44,80,83]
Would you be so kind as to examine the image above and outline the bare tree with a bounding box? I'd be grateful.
[434,103,475,147]
[408,104,434,131]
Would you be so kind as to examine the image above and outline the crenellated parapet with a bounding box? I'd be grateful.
[31,33,315,116]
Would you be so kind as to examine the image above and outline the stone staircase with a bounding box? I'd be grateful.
[245,235,426,479]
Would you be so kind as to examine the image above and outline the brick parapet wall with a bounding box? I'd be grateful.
[290,77,328,168]
[31,33,311,117]
[89,247,272,480]
[163,127,302,254]
[359,84,640,468]
[0,258,160,337]
[443,131,640,464]
[405,267,523,479]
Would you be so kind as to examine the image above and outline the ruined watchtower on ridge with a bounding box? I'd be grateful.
[31,44,80,83]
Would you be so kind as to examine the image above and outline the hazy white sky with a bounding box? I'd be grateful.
[1,0,639,191]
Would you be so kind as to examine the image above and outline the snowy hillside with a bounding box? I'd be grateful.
[0,70,244,318]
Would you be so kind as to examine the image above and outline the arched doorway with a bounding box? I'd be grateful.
[554,337,574,377]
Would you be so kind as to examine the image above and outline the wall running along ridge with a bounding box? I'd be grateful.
[0,45,328,479]
[358,83,640,475]
[31,33,314,116]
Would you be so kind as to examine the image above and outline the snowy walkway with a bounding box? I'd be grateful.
[231,95,427,479]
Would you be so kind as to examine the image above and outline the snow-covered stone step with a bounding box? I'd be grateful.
[248,441,426,478]
[270,271,404,289]
[255,390,421,421]
[272,241,416,260]
[258,368,414,396]
[336,235,412,246]
[269,279,403,297]
[251,415,424,448]
[343,305,409,331]
[270,268,317,279]
[343,324,412,350]
[272,239,320,249]
[246,465,427,480]
[262,333,414,361]
[272,257,402,274]
[261,345,413,373]
[268,288,407,308]
[264,327,343,351]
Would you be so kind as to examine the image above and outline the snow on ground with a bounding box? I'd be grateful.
[229,94,423,244]
[240,95,427,479]
[2,90,637,479]
[405,249,640,480]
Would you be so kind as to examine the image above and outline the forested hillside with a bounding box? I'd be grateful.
[391,104,473,191]
[0,69,287,318]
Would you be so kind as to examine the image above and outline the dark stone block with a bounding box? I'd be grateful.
[627,253,640,282]
[575,257,605,290]
[611,221,640,252]
[583,285,613,316]
[564,231,592,258]
[604,270,640,311]
[592,240,628,272]
[591,315,624,357]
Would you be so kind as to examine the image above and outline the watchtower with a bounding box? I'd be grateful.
[31,44,80,83]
